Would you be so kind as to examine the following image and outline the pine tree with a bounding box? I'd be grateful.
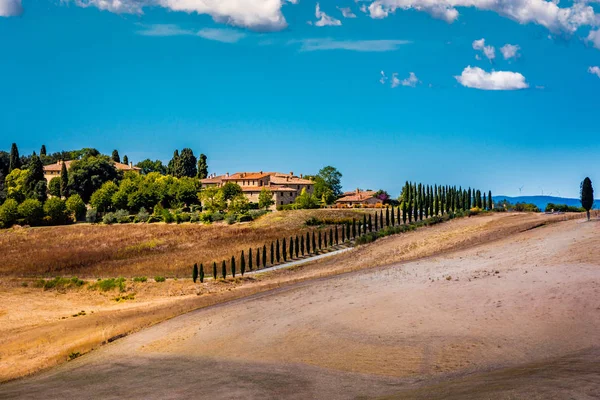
[262,245,267,268]
[379,210,384,229]
[488,190,493,211]
[111,150,120,163]
[467,188,472,209]
[197,154,208,179]
[282,238,287,261]
[329,228,333,246]
[312,231,316,253]
[352,218,357,238]
[199,264,204,283]
[40,145,47,157]
[122,155,129,165]
[27,154,47,202]
[231,256,236,278]
[192,263,198,283]
[483,193,487,211]
[178,148,197,178]
[272,239,278,263]
[167,150,180,176]
[374,212,379,230]
[241,250,246,276]
[9,143,20,172]
[270,242,274,265]
[213,262,217,280]
[363,214,367,234]
[397,206,401,225]
[60,161,69,198]
[256,248,260,269]
[221,261,227,279]
[290,236,294,258]
[249,248,253,271]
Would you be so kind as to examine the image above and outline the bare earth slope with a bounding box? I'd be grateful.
[2,216,599,399]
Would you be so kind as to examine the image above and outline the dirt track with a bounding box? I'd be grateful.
[2,215,599,399]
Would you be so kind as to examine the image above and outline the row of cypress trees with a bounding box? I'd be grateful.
[191,181,493,282]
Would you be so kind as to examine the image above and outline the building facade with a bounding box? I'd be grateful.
[335,189,383,207]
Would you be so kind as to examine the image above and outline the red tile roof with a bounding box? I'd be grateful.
[43,160,140,172]
[336,190,379,203]
[241,185,297,192]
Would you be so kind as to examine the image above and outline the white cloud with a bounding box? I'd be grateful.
[391,71,419,87]
[366,0,597,34]
[359,3,368,13]
[472,38,495,61]
[295,38,411,51]
[500,43,521,59]
[197,28,246,42]
[588,29,600,49]
[314,3,342,26]
[136,24,246,43]
[68,0,293,31]
[589,66,600,78]
[455,66,529,90]
[0,0,22,16]
[337,6,357,18]
[380,71,388,84]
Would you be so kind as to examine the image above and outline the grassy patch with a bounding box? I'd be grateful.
[89,277,126,292]
[154,276,166,282]
[132,276,147,283]
[35,276,85,291]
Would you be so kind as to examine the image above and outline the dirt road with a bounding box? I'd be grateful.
[2,216,598,399]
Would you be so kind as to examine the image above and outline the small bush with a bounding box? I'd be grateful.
[237,213,253,222]
[189,212,200,223]
[43,197,68,225]
[0,199,19,228]
[36,276,85,291]
[103,212,117,225]
[133,276,147,282]
[136,207,150,223]
[115,209,130,224]
[210,212,224,222]
[161,209,174,223]
[225,214,237,225]
[68,352,81,361]
[199,212,212,224]
[248,209,268,219]
[66,194,87,221]
[86,208,98,223]
[154,276,166,282]
[89,277,126,292]
[18,199,44,226]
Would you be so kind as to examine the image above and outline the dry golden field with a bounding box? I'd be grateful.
[0,209,377,278]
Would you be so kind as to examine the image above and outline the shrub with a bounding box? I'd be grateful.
[48,177,62,197]
[225,214,237,225]
[189,212,200,223]
[66,194,87,221]
[43,197,68,225]
[132,276,147,282]
[199,212,212,224]
[136,207,150,223]
[248,209,268,219]
[102,212,117,225]
[154,276,166,282]
[237,213,253,222]
[210,212,224,222]
[18,199,43,226]
[89,277,126,292]
[36,276,85,291]
[86,208,98,223]
[161,209,174,223]
[115,209,130,224]
[0,199,19,228]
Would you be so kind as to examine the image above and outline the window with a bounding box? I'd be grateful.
[281,201,284,205]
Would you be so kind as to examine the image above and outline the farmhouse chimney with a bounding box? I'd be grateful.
[129,162,133,168]
[226,172,229,177]
[356,188,360,195]
[290,171,293,176]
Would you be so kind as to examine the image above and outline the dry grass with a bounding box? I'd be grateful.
[0,209,377,278]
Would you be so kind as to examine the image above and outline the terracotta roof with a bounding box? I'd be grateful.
[269,175,314,185]
[242,185,297,192]
[222,172,270,180]
[336,190,379,203]
[43,160,140,172]
[200,175,226,184]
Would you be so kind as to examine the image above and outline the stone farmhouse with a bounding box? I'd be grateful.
[43,160,141,183]
[201,171,314,209]
[335,189,383,207]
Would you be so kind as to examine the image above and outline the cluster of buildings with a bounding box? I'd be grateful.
[43,160,383,210]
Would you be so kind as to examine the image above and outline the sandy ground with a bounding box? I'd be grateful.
[1,214,599,399]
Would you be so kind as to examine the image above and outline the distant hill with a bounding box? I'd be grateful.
[493,195,599,211]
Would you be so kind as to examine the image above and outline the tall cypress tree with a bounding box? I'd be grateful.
[192,263,198,283]
[249,248,253,271]
[397,206,401,225]
[231,256,236,278]
[199,264,204,283]
[122,155,129,165]
[60,161,69,198]
[256,248,260,269]
[334,226,339,245]
[9,143,20,172]
[276,239,281,263]
[27,154,47,202]
[213,262,217,280]
[488,191,493,211]
[290,236,294,258]
[391,206,396,225]
[222,260,227,279]
[363,214,367,234]
[374,212,378,230]
[197,154,208,179]
[295,236,299,258]
[111,150,120,163]
[379,210,384,228]
[312,231,316,253]
[346,222,350,241]
[329,228,333,246]
[241,251,246,276]
[581,177,594,221]
[357,218,362,236]
[385,207,390,226]
[318,231,322,250]
[341,223,346,242]
[300,235,305,256]
[305,232,310,254]
[352,218,356,238]
[40,145,47,157]
[483,193,487,211]
[368,214,373,232]
[262,245,267,268]
[282,238,287,261]
[467,188,472,209]
[270,242,274,265]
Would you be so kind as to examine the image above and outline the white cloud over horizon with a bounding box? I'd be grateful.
[589,66,600,78]
[455,66,529,90]
[295,38,411,51]
[0,0,23,17]
[313,3,342,26]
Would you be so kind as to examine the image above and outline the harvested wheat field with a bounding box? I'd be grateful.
[1,212,599,398]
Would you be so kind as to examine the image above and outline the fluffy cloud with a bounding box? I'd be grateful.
[455,66,529,90]
[500,44,520,59]
[588,30,600,49]
[366,0,597,34]
[313,3,342,26]
[69,0,292,31]
[295,38,411,51]
[472,38,495,61]
[0,0,23,17]
[337,6,357,18]
[589,66,600,78]
[391,72,419,87]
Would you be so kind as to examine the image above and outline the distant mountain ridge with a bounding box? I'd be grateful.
[493,195,599,211]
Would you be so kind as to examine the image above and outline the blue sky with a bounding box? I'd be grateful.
[1,0,599,198]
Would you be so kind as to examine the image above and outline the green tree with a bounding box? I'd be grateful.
[581,177,594,221]
[352,218,356,238]
[368,214,373,232]
[193,263,198,283]
[111,150,121,163]
[40,145,47,157]
[66,194,86,221]
[48,177,61,197]
[199,264,204,283]
[270,242,274,264]
[5,168,29,203]
[122,155,129,165]
[213,262,217,280]
[318,231,322,250]
[25,154,47,202]
[90,181,119,213]
[0,199,19,228]
[60,161,69,198]
[199,187,226,213]
[295,188,319,209]
[258,188,275,210]
[241,250,246,276]
[9,143,20,172]
[136,159,167,175]
[249,248,253,271]
[229,193,250,214]
[256,248,260,269]
[290,236,294,257]
[295,236,299,258]
[312,231,316,253]
[231,256,236,278]
[276,239,281,263]
[307,232,312,252]
[282,238,287,262]
[300,235,304,256]
[18,199,43,226]
[178,148,197,178]
[222,260,227,279]
[69,156,118,203]
[197,154,208,179]
[313,166,343,198]
[222,182,243,202]
[44,197,68,225]
[488,191,493,211]
[167,150,181,177]
[262,245,267,268]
